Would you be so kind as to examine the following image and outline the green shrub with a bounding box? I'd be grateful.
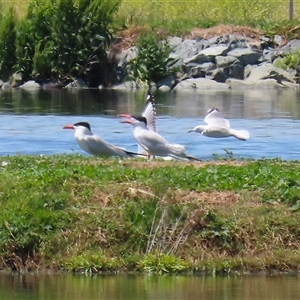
[0,7,17,81]
[126,31,178,86]
[14,0,121,85]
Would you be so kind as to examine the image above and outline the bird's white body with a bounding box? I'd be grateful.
[189,108,250,141]
[63,122,135,158]
[122,117,199,161]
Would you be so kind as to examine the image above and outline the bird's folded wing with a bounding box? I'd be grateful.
[84,135,126,156]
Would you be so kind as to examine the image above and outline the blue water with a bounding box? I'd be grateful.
[0,88,299,160]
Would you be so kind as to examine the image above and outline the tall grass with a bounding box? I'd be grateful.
[115,0,300,34]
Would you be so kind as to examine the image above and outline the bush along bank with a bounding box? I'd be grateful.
[1,155,300,275]
[2,24,300,91]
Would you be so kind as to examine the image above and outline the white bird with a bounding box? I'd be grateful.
[138,93,157,156]
[63,121,141,158]
[119,115,201,161]
[188,108,250,141]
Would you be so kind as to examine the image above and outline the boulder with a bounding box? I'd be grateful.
[246,63,295,84]
[174,77,229,91]
[19,80,41,89]
[227,48,262,65]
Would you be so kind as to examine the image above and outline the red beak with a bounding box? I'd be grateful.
[63,124,74,129]
[117,114,131,118]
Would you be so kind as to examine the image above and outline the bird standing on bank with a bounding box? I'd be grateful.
[118,115,201,161]
[63,121,141,158]
[188,108,250,141]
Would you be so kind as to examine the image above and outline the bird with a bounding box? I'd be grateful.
[63,121,143,158]
[188,108,250,141]
[137,92,157,156]
[118,115,201,161]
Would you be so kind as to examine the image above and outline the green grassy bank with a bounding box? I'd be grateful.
[1,155,300,275]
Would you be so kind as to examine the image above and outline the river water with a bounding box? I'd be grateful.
[1,87,300,299]
[1,272,300,300]
[0,87,300,160]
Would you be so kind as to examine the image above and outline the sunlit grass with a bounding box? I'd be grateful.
[1,156,300,274]
[115,0,300,34]
[2,0,300,35]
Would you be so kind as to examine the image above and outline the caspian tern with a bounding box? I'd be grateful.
[119,115,201,161]
[63,121,141,158]
[138,93,157,156]
[188,108,250,141]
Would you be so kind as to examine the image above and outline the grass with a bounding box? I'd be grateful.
[1,155,300,274]
[2,0,300,36]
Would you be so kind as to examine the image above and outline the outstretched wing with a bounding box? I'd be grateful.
[204,108,230,128]
[142,93,157,133]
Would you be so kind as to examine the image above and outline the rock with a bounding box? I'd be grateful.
[10,72,23,88]
[215,55,239,68]
[1,82,11,90]
[246,63,295,84]
[227,48,262,65]
[157,74,176,90]
[183,52,212,65]
[168,36,182,47]
[174,77,229,91]
[229,62,244,79]
[65,78,87,88]
[112,81,140,90]
[207,68,228,83]
[0,79,3,88]
[276,39,300,56]
[199,45,229,57]
[19,80,41,89]
[189,62,216,77]
[227,78,282,89]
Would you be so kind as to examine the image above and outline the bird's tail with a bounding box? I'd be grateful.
[230,129,250,141]
[169,144,201,161]
[124,150,148,158]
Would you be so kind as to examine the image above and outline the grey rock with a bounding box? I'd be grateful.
[1,82,11,90]
[174,77,229,91]
[10,72,23,88]
[168,36,182,47]
[199,45,229,57]
[157,74,176,89]
[229,63,244,80]
[276,39,300,56]
[207,68,228,83]
[19,80,41,89]
[274,35,283,46]
[227,48,262,66]
[246,63,295,84]
[215,55,239,68]
[0,79,3,88]
[189,62,216,77]
[184,53,212,65]
[65,78,87,89]
[244,64,256,79]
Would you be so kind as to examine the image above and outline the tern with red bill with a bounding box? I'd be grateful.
[188,108,250,141]
[118,115,201,161]
[63,121,141,158]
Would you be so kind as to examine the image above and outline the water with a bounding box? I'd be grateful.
[0,273,300,300]
[0,87,300,160]
[1,88,300,299]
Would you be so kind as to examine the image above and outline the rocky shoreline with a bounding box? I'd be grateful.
[1,25,300,91]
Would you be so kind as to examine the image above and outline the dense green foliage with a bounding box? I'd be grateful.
[0,7,17,81]
[126,32,178,86]
[1,156,300,274]
[0,0,300,85]
[0,0,121,85]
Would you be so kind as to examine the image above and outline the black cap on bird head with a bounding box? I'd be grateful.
[132,116,147,126]
[74,122,91,131]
